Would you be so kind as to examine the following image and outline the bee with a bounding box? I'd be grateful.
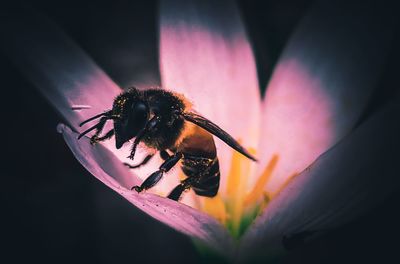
[78,87,256,201]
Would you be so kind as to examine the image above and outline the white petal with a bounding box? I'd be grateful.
[0,7,121,130]
[257,0,396,194]
[159,0,261,186]
[58,124,234,256]
[240,96,400,258]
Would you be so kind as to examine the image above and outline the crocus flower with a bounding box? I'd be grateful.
[2,0,399,262]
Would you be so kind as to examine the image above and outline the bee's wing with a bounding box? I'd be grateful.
[182,112,257,161]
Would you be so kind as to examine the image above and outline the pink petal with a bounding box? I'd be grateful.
[0,6,196,206]
[58,124,234,256]
[240,96,400,258]
[257,1,396,194]
[159,0,261,182]
[0,7,121,130]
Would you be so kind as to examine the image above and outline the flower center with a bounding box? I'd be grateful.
[198,144,299,239]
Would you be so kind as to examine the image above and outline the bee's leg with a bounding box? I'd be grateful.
[167,179,192,201]
[124,154,154,169]
[90,129,114,144]
[160,150,171,160]
[78,116,109,144]
[128,116,161,160]
[79,110,112,127]
[91,116,108,141]
[125,149,171,169]
[131,152,183,192]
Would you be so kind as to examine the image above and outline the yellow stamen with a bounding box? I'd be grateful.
[256,192,271,215]
[225,146,256,237]
[202,195,228,224]
[244,155,279,207]
[195,141,298,239]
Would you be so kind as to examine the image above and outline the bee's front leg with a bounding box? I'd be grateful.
[90,129,115,145]
[124,154,154,169]
[132,152,183,193]
[80,115,110,145]
[127,115,161,160]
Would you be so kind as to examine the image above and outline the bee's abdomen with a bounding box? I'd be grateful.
[181,155,220,197]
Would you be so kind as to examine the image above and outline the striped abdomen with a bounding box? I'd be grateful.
[177,123,220,197]
[181,155,220,197]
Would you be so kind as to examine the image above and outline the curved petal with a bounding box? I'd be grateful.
[240,96,400,259]
[58,124,234,257]
[159,0,261,185]
[0,6,195,207]
[257,0,397,193]
[0,7,121,130]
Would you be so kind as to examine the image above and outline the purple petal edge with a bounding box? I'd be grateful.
[58,124,234,257]
[239,98,400,259]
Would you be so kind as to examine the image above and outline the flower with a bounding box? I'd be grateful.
[2,0,399,262]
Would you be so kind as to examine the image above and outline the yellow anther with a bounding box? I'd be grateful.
[202,195,228,225]
[244,155,279,207]
[225,146,256,237]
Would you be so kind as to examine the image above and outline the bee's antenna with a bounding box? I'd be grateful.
[79,110,112,127]
[78,123,101,139]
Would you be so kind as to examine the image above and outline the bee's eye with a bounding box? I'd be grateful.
[124,101,148,132]
[117,101,148,140]
[133,102,147,116]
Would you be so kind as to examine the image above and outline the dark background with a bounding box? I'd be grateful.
[1,0,400,263]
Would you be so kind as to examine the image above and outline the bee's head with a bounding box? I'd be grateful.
[112,88,149,149]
